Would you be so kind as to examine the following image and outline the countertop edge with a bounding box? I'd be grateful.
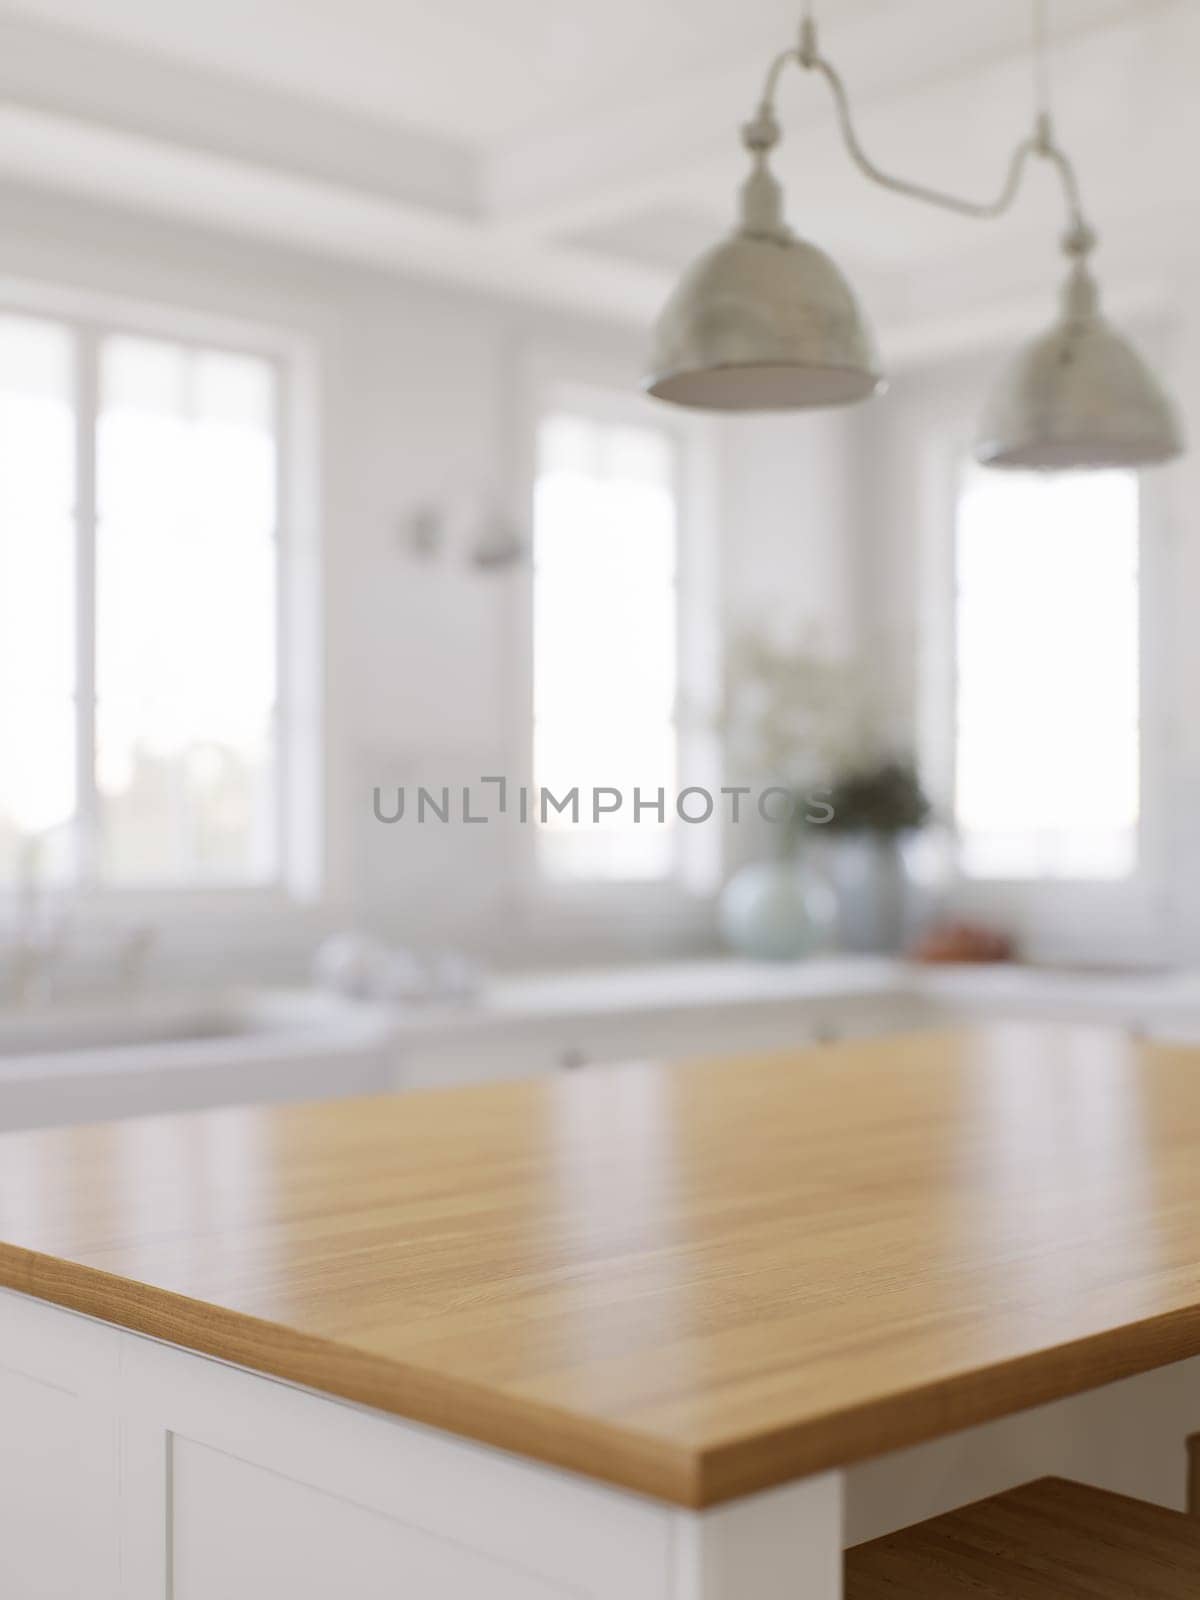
[0,1245,705,1508]
[698,1304,1200,1504]
[9,1243,1200,1509]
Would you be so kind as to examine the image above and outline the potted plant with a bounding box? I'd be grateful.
[821,759,931,953]
[719,630,932,958]
[717,632,854,960]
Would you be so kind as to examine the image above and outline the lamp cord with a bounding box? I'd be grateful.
[1033,0,1051,121]
[751,2,1093,253]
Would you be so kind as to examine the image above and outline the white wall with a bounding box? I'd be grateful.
[0,181,868,975]
[719,408,862,651]
[0,184,658,973]
[23,161,1196,976]
[1157,282,1200,961]
[853,307,1198,966]
[716,407,865,874]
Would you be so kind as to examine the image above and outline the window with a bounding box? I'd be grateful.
[0,311,282,892]
[532,409,679,883]
[953,465,1140,880]
[0,318,76,890]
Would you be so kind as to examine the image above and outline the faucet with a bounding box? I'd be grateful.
[115,926,156,997]
[5,834,71,1007]
[5,833,157,1005]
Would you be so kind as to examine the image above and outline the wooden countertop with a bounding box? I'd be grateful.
[4,1023,1200,1508]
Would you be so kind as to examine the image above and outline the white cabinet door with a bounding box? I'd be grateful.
[0,1045,391,1133]
[392,992,942,1093]
[172,1438,572,1600]
[0,1369,91,1599]
[0,1298,119,1599]
[395,1024,566,1088]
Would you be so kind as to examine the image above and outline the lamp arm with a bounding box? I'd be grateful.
[758,47,800,110]
[754,27,1094,250]
[1034,139,1091,244]
[809,55,1039,220]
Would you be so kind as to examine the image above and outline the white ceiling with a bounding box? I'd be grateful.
[0,0,1147,139]
[0,0,875,139]
[0,0,1189,341]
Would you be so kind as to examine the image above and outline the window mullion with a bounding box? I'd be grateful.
[73,327,100,887]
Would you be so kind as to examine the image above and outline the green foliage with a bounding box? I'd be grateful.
[822,760,930,835]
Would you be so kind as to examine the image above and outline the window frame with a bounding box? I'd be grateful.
[510,350,721,927]
[0,283,322,912]
[918,421,1174,963]
[951,461,1142,884]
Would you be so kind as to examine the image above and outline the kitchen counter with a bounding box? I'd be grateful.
[6,957,1200,1136]
[390,956,1200,1036]
[6,1021,1200,1543]
[372,956,1200,1104]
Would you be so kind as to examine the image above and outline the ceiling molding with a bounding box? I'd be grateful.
[481,0,1171,237]
[0,101,667,325]
[0,0,1185,339]
[0,12,480,217]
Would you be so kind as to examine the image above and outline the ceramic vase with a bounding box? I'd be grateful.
[718,856,835,961]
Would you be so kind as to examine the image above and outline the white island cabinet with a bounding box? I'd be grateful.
[5,1024,1200,1598]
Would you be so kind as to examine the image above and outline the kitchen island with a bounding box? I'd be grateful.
[4,1022,1200,1596]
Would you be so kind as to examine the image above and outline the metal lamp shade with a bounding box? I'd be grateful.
[976,278,1183,470]
[644,230,884,412]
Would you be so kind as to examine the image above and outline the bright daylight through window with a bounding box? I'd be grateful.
[533,411,679,884]
[0,313,280,892]
[954,465,1140,881]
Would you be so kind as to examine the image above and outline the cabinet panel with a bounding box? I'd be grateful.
[171,1437,574,1600]
[394,995,938,1092]
[0,1370,87,1600]
[397,1029,563,1088]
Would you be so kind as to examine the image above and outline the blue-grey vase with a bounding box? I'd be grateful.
[718,858,835,961]
[829,833,910,954]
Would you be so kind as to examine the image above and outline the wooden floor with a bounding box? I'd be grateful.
[847,1478,1200,1597]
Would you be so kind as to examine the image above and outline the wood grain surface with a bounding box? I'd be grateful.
[4,1023,1200,1507]
[846,1477,1200,1596]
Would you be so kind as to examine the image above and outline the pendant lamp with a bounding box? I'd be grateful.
[644,5,1183,471]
